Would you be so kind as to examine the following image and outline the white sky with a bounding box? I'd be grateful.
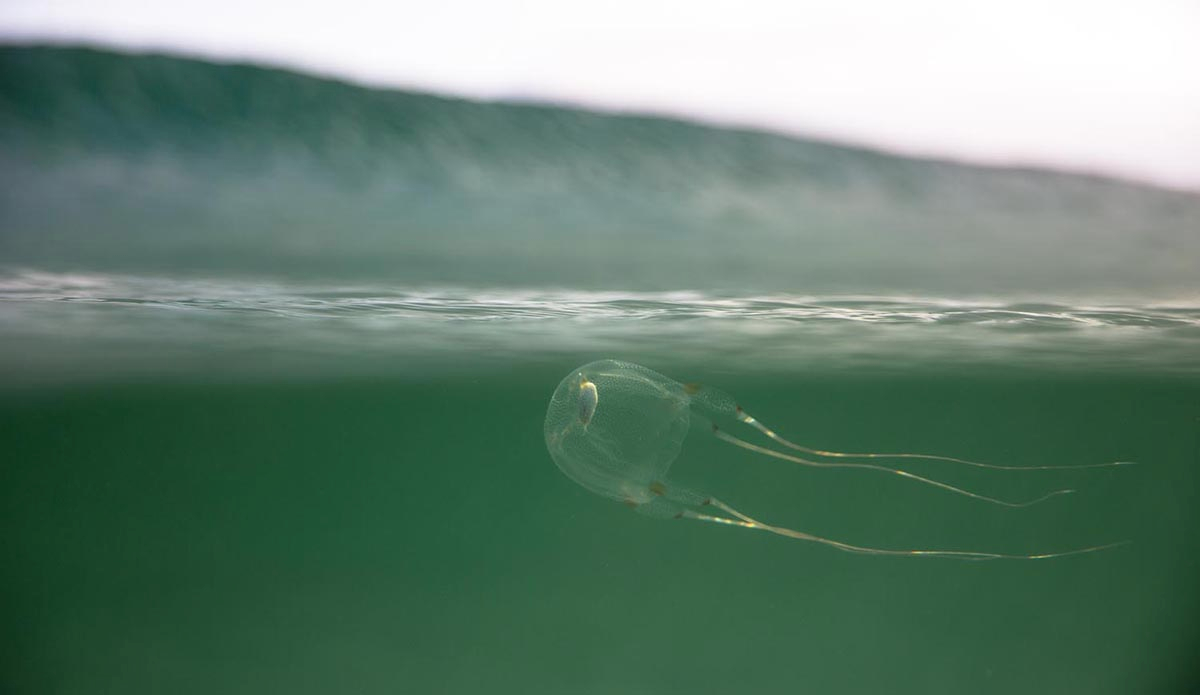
[3,0,1198,189]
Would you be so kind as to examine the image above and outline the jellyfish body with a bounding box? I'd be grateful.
[545,361,691,506]
[544,359,1130,559]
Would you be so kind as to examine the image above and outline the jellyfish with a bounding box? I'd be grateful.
[544,359,1130,559]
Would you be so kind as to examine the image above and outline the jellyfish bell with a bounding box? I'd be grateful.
[543,359,1132,559]
[545,360,691,505]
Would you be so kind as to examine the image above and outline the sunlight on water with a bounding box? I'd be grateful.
[3,269,1198,385]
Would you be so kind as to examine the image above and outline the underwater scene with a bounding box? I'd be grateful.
[2,46,1199,693]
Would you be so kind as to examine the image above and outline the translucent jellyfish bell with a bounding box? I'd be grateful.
[545,360,694,506]
[544,359,1131,559]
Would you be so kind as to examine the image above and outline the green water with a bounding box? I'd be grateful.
[3,46,1200,693]
[2,374,1197,693]
[3,280,1198,693]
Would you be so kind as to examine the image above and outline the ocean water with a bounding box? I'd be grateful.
[3,46,1200,694]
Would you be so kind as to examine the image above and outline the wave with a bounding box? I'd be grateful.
[2,45,1199,300]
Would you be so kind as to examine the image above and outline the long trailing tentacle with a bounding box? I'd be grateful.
[735,406,1135,471]
[683,498,1127,560]
[711,424,1074,507]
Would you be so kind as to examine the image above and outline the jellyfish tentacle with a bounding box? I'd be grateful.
[682,498,1128,560]
[711,424,1074,508]
[547,362,1128,557]
[735,407,1135,470]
